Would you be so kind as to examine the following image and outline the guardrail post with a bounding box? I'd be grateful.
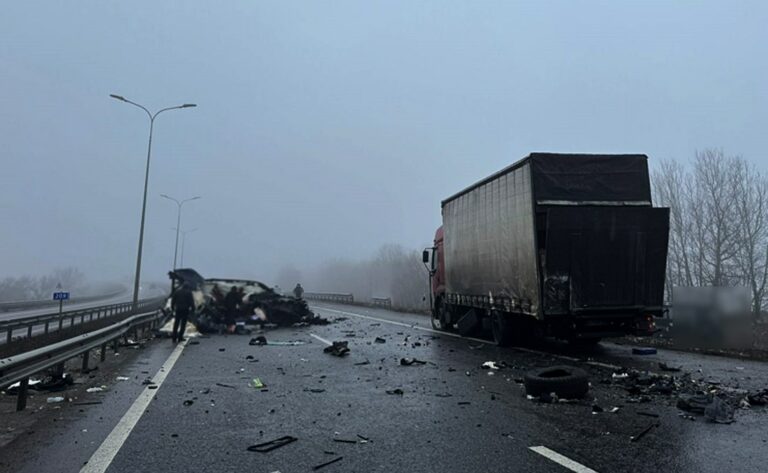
[100,343,107,362]
[16,377,29,411]
[113,338,119,354]
[27,324,33,338]
[6,328,12,344]
[81,350,90,372]
[44,321,50,334]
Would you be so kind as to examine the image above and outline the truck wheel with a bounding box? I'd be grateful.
[491,310,514,346]
[523,365,589,399]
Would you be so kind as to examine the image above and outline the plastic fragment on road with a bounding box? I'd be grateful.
[374,337,386,343]
[247,435,298,452]
[116,376,129,381]
[250,378,265,389]
[183,400,194,406]
[46,396,65,403]
[385,388,404,395]
[632,347,657,355]
[399,357,427,366]
[312,456,343,471]
[323,341,350,357]
[216,382,236,389]
[86,387,105,393]
[482,361,501,370]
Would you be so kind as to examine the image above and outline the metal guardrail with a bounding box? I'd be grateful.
[0,289,126,313]
[371,297,392,308]
[0,306,167,411]
[304,292,355,303]
[1,296,166,345]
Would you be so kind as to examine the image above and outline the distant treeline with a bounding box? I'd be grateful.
[0,267,111,301]
[653,149,768,315]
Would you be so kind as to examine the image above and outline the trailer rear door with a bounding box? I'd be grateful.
[542,206,669,314]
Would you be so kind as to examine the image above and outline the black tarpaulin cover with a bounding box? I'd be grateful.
[530,153,651,204]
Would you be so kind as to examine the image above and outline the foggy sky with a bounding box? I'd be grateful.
[1,1,767,285]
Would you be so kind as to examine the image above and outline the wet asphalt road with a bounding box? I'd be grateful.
[1,302,767,473]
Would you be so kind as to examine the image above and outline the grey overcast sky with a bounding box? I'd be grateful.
[1,1,766,284]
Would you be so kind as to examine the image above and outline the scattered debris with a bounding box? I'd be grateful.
[320,341,350,357]
[481,361,507,370]
[86,387,105,393]
[250,378,265,389]
[637,411,659,418]
[247,435,298,452]
[630,423,658,442]
[250,336,267,346]
[183,400,194,406]
[116,376,130,381]
[354,360,370,366]
[46,396,65,403]
[632,347,657,355]
[658,362,682,372]
[399,358,427,366]
[386,389,404,395]
[704,397,735,424]
[215,383,236,389]
[304,388,325,393]
[312,456,343,471]
[374,337,386,344]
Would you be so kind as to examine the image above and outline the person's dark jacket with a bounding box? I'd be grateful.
[172,287,195,315]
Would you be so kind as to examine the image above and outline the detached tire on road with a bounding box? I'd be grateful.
[524,365,589,399]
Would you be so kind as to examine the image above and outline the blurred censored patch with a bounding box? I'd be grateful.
[670,286,753,350]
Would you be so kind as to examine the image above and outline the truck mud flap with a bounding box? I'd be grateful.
[456,309,479,335]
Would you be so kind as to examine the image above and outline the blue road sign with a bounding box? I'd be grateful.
[53,291,70,301]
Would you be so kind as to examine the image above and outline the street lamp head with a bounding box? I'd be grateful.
[181,103,197,108]
[160,193,171,199]
[109,94,127,102]
[191,196,202,201]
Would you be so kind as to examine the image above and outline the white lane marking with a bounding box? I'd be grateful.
[80,340,188,473]
[530,446,599,473]
[311,306,491,345]
[585,361,622,371]
[311,305,625,370]
[309,333,333,346]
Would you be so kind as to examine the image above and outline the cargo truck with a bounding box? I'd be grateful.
[423,153,670,345]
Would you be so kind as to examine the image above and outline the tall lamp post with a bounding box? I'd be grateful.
[162,195,201,269]
[110,94,196,309]
[180,228,198,267]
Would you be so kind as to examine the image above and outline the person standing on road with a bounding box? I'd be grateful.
[171,283,195,343]
[293,283,304,299]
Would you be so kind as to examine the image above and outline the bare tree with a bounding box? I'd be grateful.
[733,158,768,315]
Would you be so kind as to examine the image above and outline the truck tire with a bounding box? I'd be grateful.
[523,365,589,399]
[491,310,514,346]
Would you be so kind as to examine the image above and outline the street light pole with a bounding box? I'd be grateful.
[161,195,201,269]
[110,94,196,309]
[180,228,198,267]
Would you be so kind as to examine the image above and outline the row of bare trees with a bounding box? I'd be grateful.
[276,244,429,310]
[653,149,768,315]
[0,267,86,302]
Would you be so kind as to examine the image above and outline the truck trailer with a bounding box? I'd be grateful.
[423,153,670,345]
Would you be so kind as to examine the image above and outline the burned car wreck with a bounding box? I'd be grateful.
[164,268,325,334]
